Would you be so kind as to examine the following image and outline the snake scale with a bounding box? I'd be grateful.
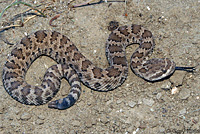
[3,22,192,110]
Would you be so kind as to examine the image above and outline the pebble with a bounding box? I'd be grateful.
[178,88,191,100]
[137,98,143,104]
[133,128,140,134]
[106,100,113,105]
[0,105,4,114]
[156,93,162,99]
[71,120,81,127]
[161,81,171,90]
[135,121,140,128]
[69,130,76,134]
[139,122,147,129]
[61,83,69,96]
[35,119,44,125]
[11,121,20,127]
[125,117,132,124]
[161,108,168,113]
[179,108,186,115]
[100,116,109,124]
[193,54,200,60]
[170,71,186,86]
[37,114,45,120]
[149,120,159,128]
[20,112,31,120]
[150,108,154,112]
[143,98,155,106]
[127,125,134,133]
[0,120,3,128]
[159,127,165,133]
[14,108,21,115]
[191,121,200,130]
[116,99,122,104]
[128,101,136,108]
[85,118,96,128]
[171,87,180,94]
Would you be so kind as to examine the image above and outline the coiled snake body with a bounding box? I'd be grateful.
[3,23,181,110]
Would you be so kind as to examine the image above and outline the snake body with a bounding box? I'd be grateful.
[2,23,176,109]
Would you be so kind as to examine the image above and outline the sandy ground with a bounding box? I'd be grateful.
[0,0,199,133]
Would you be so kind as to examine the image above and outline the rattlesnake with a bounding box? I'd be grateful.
[2,22,194,110]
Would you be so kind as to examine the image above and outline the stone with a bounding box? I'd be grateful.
[143,98,155,106]
[178,88,191,100]
[161,81,171,90]
[116,99,122,104]
[159,127,165,133]
[100,116,109,124]
[128,101,136,108]
[37,114,45,120]
[179,108,186,115]
[71,120,81,127]
[106,100,113,105]
[20,112,31,120]
[156,93,162,99]
[85,118,96,128]
[35,119,44,125]
[170,71,186,86]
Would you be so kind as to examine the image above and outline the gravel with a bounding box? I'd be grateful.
[0,0,199,133]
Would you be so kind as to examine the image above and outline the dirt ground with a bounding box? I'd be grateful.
[0,0,199,133]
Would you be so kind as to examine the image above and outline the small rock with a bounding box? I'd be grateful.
[171,87,180,94]
[179,108,186,115]
[137,98,143,104]
[0,105,4,114]
[35,119,44,125]
[14,108,21,115]
[0,120,3,128]
[150,108,154,112]
[161,108,168,113]
[128,101,136,108]
[100,116,109,124]
[116,99,122,104]
[149,120,159,128]
[67,12,74,19]
[106,100,113,105]
[133,128,140,134]
[194,54,200,60]
[135,121,140,128]
[159,127,165,132]
[191,121,200,130]
[139,122,147,129]
[152,91,158,95]
[192,117,199,123]
[69,130,76,134]
[71,120,81,127]
[170,71,186,86]
[10,121,20,127]
[20,112,31,120]
[125,117,132,124]
[156,93,162,99]
[127,125,134,133]
[37,114,45,120]
[61,83,69,96]
[143,98,155,106]
[161,81,171,90]
[179,88,191,100]
[85,118,96,128]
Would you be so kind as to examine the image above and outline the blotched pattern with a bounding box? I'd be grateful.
[2,24,176,110]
